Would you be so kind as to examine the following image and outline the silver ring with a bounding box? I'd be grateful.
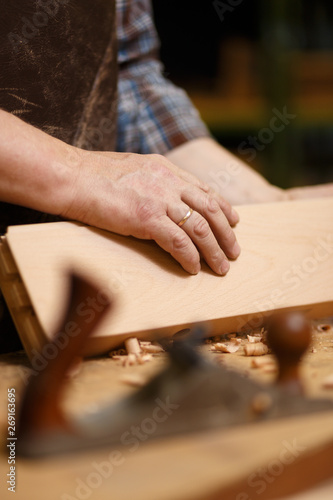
[177,208,193,227]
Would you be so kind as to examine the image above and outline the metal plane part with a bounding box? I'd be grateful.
[16,273,333,458]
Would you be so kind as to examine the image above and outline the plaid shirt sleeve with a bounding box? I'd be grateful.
[116,0,211,155]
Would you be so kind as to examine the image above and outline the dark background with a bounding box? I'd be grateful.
[152,0,333,188]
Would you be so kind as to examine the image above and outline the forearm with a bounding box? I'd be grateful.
[0,110,240,275]
[0,109,77,215]
[165,137,286,205]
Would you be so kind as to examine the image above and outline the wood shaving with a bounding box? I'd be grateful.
[317,324,332,333]
[125,337,142,356]
[108,348,126,357]
[119,374,147,387]
[110,353,152,367]
[226,333,236,339]
[211,342,240,353]
[122,353,137,367]
[140,342,164,354]
[137,354,153,364]
[247,335,262,343]
[250,327,266,337]
[321,374,333,389]
[311,348,317,353]
[230,337,242,345]
[244,342,269,356]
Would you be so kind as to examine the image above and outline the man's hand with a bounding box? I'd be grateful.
[62,150,240,275]
[286,183,333,200]
[0,111,240,275]
[166,137,333,205]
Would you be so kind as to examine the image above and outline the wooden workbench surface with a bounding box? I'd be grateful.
[0,319,333,500]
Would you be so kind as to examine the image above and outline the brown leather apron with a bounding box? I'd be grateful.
[0,0,118,351]
[0,0,118,232]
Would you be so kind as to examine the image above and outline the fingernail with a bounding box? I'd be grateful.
[219,259,230,275]
[191,263,201,275]
[232,241,241,258]
[232,208,240,222]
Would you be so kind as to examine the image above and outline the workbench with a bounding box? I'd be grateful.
[1,318,333,500]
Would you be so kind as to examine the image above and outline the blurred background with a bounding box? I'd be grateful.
[152,0,333,189]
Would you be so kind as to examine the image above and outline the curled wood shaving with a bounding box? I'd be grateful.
[140,342,164,354]
[244,342,269,357]
[317,324,332,333]
[122,353,137,367]
[137,354,153,364]
[321,374,333,389]
[230,337,242,345]
[111,353,152,367]
[247,335,262,343]
[211,342,240,353]
[125,337,142,356]
[110,338,154,366]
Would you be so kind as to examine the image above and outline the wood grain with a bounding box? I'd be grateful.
[1,322,333,499]
[1,410,333,500]
[1,198,333,358]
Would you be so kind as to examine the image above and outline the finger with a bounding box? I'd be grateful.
[194,185,239,227]
[287,183,333,200]
[168,206,230,275]
[149,215,201,275]
[181,191,241,261]
[167,161,240,227]
[208,190,240,227]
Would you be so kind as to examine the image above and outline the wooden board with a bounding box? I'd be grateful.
[0,198,333,358]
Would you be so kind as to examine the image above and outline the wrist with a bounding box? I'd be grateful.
[0,111,80,216]
[56,145,88,220]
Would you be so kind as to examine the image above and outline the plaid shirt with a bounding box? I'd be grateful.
[116,0,210,154]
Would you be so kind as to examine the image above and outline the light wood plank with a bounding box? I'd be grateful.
[2,198,333,357]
